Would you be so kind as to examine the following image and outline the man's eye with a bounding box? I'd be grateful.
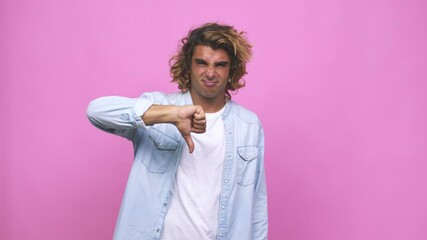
[215,62,229,67]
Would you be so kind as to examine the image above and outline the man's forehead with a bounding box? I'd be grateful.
[192,45,230,61]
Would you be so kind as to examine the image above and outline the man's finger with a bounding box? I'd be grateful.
[193,118,206,125]
[183,135,195,153]
[194,113,205,121]
[191,127,206,133]
[194,106,205,119]
[193,121,206,129]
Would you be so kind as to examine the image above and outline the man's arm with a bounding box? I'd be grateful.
[86,96,206,152]
[86,96,145,140]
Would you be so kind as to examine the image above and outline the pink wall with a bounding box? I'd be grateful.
[2,0,427,239]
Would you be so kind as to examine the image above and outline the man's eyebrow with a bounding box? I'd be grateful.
[194,58,207,63]
[193,58,229,66]
[215,61,230,66]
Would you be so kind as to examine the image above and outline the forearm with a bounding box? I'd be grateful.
[87,94,205,151]
[142,105,180,126]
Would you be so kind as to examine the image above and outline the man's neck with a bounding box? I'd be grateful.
[190,93,226,113]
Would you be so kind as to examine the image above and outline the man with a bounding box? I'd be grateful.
[87,23,268,240]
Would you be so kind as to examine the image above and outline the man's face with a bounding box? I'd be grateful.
[189,45,230,108]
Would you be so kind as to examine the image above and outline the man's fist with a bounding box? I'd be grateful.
[175,105,206,153]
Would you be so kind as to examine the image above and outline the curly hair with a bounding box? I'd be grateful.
[170,23,252,98]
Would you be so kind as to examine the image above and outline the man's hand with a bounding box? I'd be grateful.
[175,105,206,153]
[142,104,206,153]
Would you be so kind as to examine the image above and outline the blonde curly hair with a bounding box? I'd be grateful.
[170,23,252,98]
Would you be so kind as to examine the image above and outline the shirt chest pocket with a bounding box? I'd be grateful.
[236,146,259,186]
[140,128,179,173]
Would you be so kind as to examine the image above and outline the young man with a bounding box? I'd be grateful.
[87,23,268,240]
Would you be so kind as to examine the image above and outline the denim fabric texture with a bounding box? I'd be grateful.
[87,91,268,240]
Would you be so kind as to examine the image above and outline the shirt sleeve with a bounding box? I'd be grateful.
[252,126,269,239]
[86,93,155,140]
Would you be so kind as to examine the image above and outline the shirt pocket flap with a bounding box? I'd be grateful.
[237,146,259,161]
[148,129,179,150]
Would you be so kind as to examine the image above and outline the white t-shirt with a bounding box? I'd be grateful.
[161,107,225,240]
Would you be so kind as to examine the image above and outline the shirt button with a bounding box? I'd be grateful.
[222,205,225,209]
[163,203,167,207]
[158,142,162,146]
[245,155,249,159]
[228,130,232,134]
[219,233,223,237]
[224,179,228,183]
[227,153,231,157]
[156,228,160,232]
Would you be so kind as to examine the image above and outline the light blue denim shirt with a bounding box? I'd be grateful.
[86,91,268,240]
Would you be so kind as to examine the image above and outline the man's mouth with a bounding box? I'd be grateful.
[202,80,218,88]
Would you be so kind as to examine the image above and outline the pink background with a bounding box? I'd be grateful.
[2,0,427,239]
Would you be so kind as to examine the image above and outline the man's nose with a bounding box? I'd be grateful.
[206,66,215,78]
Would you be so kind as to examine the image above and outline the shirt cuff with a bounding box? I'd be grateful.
[132,94,154,128]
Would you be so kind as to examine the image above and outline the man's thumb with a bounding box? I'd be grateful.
[184,135,195,153]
